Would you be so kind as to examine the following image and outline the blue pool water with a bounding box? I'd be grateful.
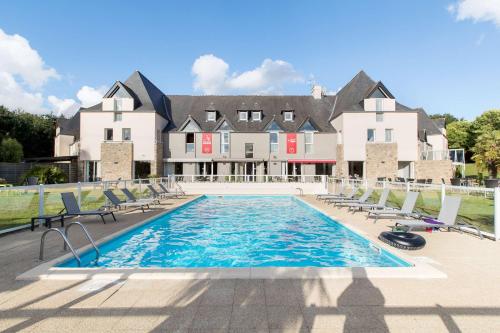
[59,196,410,268]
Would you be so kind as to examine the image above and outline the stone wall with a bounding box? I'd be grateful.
[335,145,348,178]
[151,143,163,176]
[415,160,453,184]
[365,143,398,180]
[100,142,133,181]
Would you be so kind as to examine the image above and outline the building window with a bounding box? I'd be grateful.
[186,133,195,153]
[221,131,230,153]
[375,99,383,112]
[367,129,375,142]
[270,132,279,153]
[206,111,216,122]
[122,128,131,141]
[114,98,125,111]
[304,132,314,153]
[376,112,383,122]
[284,111,293,121]
[245,143,254,158]
[385,129,393,143]
[252,111,261,121]
[104,128,113,141]
[114,112,122,121]
[239,111,248,121]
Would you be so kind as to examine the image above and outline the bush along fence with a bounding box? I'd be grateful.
[327,177,499,240]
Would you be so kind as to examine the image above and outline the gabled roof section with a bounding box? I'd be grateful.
[214,117,234,131]
[179,115,201,132]
[298,117,319,132]
[330,70,377,119]
[415,108,442,137]
[365,81,394,99]
[57,112,80,139]
[264,118,284,131]
[103,81,134,99]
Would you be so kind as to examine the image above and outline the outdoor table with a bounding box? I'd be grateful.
[31,214,65,231]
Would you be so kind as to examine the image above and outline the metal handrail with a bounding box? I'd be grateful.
[39,228,81,266]
[64,222,100,260]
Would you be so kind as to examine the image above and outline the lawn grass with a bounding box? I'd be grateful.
[0,187,150,231]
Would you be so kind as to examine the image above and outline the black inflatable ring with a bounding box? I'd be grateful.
[378,231,426,250]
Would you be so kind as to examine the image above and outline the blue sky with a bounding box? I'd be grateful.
[0,0,499,119]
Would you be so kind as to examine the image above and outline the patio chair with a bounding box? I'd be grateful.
[146,184,178,199]
[172,182,187,196]
[103,190,150,213]
[61,192,116,224]
[158,183,183,198]
[367,191,419,223]
[347,188,390,212]
[334,188,374,207]
[325,187,358,205]
[121,188,160,205]
[393,196,484,239]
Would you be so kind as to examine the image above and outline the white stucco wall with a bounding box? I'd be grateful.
[54,134,74,157]
[427,134,448,152]
[337,112,418,161]
[80,111,166,161]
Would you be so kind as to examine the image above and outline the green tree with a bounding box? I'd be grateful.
[470,110,500,142]
[446,120,471,149]
[22,165,67,184]
[0,138,23,162]
[472,130,500,178]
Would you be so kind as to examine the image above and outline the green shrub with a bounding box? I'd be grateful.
[22,165,67,184]
[0,138,23,162]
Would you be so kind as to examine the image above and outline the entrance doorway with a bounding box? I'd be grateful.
[348,161,363,179]
[135,161,151,179]
[245,162,256,182]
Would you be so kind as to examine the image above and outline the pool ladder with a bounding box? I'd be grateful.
[39,222,100,267]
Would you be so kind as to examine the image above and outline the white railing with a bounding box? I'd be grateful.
[170,174,327,184]
[420,150,450,161]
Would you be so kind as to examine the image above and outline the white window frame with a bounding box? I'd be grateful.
[114,112,122,121]
[252,111,261,121]
[284,111,293,122]
[385,128,394,143]
[269,131,279,153]
[186,133,195,153]
[122,128,131,141]
[104,128,113,141]
[207,111,216,122]
[239,111,248,121]
[376,112,383,122]
[221,131,230,153]
[304,132,314,154]
[375,99,383,112]
[367,128,375,142]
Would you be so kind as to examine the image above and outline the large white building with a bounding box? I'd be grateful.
[55,70,452,182]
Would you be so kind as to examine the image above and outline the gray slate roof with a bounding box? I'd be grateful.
[59,70,445,140]
[165,95,336,133]
[57,112,80,139]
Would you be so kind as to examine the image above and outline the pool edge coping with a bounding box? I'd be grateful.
[17,194,447,281]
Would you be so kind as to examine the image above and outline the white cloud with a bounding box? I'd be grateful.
[448,0,500,27]
[0,28,59,88]
[76,85,108,107]
[47,95,79,117]
[0,72,47,114]
[191,54,304,95]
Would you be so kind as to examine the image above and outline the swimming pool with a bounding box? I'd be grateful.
[59,195,410,268]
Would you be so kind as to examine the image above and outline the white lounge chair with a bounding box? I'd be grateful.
[347,188,390,212]
[367,191,419,222]
[330,188,374,206]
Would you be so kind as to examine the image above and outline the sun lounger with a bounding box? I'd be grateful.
[347,188,390,212]
[324,187,358,204]
[334,188,374,207]
[61,192,116,224]
[146,184,178,199]
[158,183,183,198]
[393,196,484,239]
[316,187,346,200]
[104,190,150,213]
[121,188,160,205]
[367,191,419,222]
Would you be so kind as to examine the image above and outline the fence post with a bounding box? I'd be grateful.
[77,182,82,209]
[38,184,44,226]
[495,187,500,241]
[406,182,410,192]
[441,183,446,204]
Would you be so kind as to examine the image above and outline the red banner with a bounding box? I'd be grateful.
[201,133,212,154]
[286,133,297,154]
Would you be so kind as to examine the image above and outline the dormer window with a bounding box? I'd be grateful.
[284,111,293,122]
[251,111,261,122]
[206,111,216,122]
[239,111,248,121]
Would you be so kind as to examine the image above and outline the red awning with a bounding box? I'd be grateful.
[287,159,336,164]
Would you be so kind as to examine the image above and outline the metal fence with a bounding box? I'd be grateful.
[170,174,327,183]
[0,177,174,234]
[327,177,499,240]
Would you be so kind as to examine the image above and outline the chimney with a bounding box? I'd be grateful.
[312,85,323,99]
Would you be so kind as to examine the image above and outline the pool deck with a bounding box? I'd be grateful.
[0,195,499,332]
